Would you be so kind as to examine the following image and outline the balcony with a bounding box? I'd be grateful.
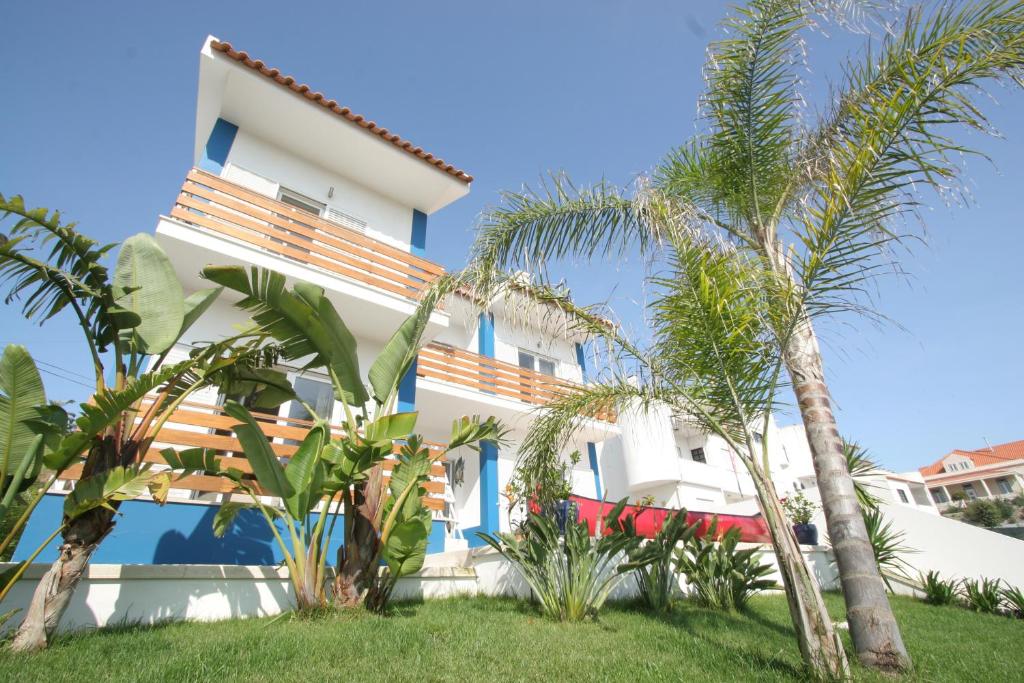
[414,343,617,439]
[58,400,448,511]
[169,168,444,301]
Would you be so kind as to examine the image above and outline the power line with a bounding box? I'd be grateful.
[34,358,94,383]
[37,366,94,391]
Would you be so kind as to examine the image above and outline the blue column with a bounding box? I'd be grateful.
[587,442,602,499]
[397,360,417,413]
[466,310,499,545]
[575,342,588,383]
[411,209,428,257]
[199,118,238,174]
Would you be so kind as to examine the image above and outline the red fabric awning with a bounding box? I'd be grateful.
[568,495,772,543]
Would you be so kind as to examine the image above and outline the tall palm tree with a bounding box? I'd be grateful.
[466,1,1024,672]
[494,232,849,678]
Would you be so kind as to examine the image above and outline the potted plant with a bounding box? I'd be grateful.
[782,492,820,545]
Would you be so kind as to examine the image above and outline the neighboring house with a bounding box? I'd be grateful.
[919,440,1024,507]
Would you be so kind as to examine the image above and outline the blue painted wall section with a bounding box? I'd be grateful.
[463,310,500,546]
[586,442,603,499]
[397,361,418,413]
[199,117,238,174]
[575,342,588,383]
[410,209,428,257]
[14,495,445,565]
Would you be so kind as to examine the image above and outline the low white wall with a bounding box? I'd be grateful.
[1,544,837,634]
[877,501,1024,587]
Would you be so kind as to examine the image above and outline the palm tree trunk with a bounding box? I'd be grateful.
[782,317,911,673]
[749,467,850,680]
[9,506,115,652]
[334,467,383,607]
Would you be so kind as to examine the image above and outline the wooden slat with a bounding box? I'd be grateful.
[172,169,445,304]
[187,168,445,276]
[417,343,617,422]
[170,206,426,302]
[182,182,435,283]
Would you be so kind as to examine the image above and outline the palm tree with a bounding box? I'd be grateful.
[464,1,1024,672]
[489,233,848,678]
[0,196,273,651]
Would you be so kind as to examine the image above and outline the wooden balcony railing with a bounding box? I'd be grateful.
[58,400,448,511]
[416,343,616,423]
[168,168,446,303]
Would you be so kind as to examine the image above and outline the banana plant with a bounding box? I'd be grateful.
[186,265,507,611]
[0,196,274,652]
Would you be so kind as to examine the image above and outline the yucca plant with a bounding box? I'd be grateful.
[962,578,1004,615]
[862,507,914,593]
[920,571,960,607]
[476,499,638,621]
[1002,585,1024,619]
[617,509,700,613]
[675,518,776,611]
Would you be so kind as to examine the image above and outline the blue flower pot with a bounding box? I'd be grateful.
[793,523,818,546]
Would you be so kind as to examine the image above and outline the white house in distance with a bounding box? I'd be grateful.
[17,36,931,567]
[919,439,1024,507]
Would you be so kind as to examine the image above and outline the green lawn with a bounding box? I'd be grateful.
[1,593,1019,682]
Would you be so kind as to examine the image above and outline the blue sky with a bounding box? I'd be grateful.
[2,1,1021,473]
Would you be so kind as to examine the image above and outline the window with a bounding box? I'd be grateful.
[518,349,557,377]
[997,478,1013,495]
[288,375,335,423]
[962,483,977,500]
[931,488,948,504]
[897,489,909,504]
[278,188,324,216]
[690,447,706,464]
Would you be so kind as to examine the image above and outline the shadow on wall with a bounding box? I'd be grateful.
[154,505,275,565]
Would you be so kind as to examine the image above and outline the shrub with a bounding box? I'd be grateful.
[476,499,639,621]
[863,507,914,591]
[617,509,699,613]
[675,517,776,611]
[962,499,1010,527]
[1002,585,1024,619]
[962,578,1004,614]
[780,492,818,525]
[920,571,960,606]
[1012,494,1024,508]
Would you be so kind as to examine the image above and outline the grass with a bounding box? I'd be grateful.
[1,593,1020,682]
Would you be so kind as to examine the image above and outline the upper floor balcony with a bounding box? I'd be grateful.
[155,168,450,343]
[413,342,617,444]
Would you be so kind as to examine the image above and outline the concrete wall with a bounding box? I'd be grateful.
[1,544,836,635]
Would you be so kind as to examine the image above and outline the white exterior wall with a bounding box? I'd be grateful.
[223,129,415,250]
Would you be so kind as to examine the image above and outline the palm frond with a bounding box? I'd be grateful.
[471,174,659,277]
[795,1,1024,316]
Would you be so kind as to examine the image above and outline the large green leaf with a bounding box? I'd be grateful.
[314,295,366,406]
[223,400,293,500]
[368,307,433,406]
[212,502,254,538]
[179,287,222,339]
[112,233,185,354]
[283,422,328,518]
[384,511,431,578]
[63,466,155,519]
[363,412,418,443]
[202,266,368,406]
[0,344,46,479]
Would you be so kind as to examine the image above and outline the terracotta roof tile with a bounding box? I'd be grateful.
[210,40,473,184]
[919,439,1024,477]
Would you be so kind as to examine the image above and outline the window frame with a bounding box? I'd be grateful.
[517,348,558,377]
